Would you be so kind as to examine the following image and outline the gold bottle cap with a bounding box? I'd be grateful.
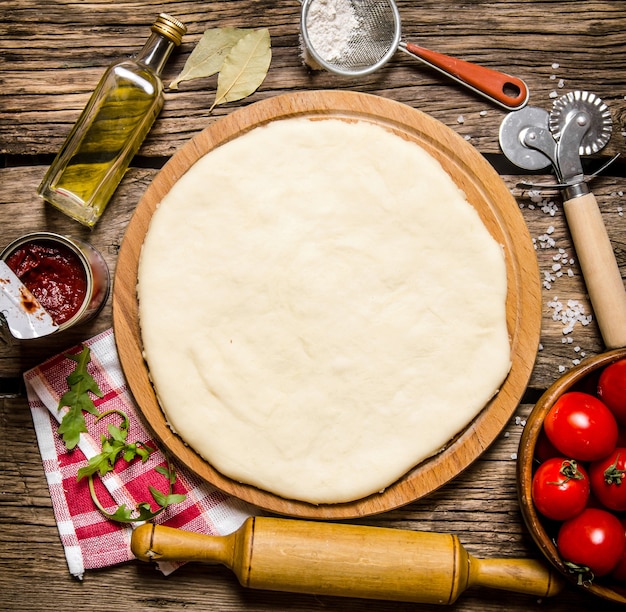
[152,13,187,46]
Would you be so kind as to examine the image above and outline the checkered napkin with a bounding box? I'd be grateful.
[24,328,256,579]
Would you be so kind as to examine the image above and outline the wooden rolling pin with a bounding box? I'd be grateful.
[131,517,564,604]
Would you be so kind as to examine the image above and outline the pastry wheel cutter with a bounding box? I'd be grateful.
[499,90,626,349]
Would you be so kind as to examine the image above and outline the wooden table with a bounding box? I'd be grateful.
[1,1,626,610]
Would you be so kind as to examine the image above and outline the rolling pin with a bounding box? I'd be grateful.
[131,517,564,604]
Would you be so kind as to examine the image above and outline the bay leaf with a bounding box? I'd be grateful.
[210,28,272,111]
[169,28,255,90]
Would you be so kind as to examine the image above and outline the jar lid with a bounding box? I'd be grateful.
[152,13,187,46]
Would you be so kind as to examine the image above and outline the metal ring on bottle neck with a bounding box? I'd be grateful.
[152,14,187,46]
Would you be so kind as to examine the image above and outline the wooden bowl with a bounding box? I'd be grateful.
[518,348,626,604]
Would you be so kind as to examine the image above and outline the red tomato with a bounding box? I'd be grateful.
[544,392,618,461]
[589,448,626,511]
[557,508,625,577]
[534,430,560,462]
[611,519,626,582]
[618,427,626,448]
[598,359,626,425]
[532,458,590,520]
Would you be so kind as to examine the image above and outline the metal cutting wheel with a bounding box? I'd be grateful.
[499,90,612,183]
[549,90,612,156]
[499,90,626,350]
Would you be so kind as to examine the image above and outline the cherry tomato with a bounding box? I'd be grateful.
[610,519,626,582]
[598,359,626,426]
[557,507,625,577]
[534,430,560,463]
[589,448,626,511]
[532,457,590,520]
[544,391,618,462]
[618,427,626,448]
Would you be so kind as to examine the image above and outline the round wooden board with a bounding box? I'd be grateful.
[113,90,541,519]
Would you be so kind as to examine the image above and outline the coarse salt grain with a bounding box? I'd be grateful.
[519,187,594,377]
[547,298,593,335]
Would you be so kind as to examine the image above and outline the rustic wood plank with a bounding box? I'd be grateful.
[1,0,625,156]
[2,1,626,609]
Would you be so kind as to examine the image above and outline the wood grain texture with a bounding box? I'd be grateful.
[1,1,625,157]
[1,0,626,610]
[129,519,565,602]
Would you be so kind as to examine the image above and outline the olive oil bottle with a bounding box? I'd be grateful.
[37,14,186,227]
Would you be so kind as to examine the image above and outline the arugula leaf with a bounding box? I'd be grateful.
[155,464,177,484]
[85,458,186,523]
[57,346,103,449]
[58,348,186,523]
[150,486,187,508]
[76,410,155,481]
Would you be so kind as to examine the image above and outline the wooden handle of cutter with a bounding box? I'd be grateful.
[131,517,563,604]
[563,191,626,349]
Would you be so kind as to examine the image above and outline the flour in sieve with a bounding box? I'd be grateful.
[305,0,359,63]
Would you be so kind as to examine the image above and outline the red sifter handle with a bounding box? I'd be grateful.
[401,42,529,110]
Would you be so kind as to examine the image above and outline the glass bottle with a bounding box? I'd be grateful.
[37,14,186,228]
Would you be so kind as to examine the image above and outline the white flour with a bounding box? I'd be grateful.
[305,0,359,63]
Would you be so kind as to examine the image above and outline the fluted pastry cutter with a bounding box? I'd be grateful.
[499,90,626,349]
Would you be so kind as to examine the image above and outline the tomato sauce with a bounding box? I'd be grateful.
[5,240,88,324]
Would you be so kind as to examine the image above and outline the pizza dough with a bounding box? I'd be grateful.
[138,117,511,504]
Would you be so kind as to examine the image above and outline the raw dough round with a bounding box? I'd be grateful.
[138,117,510,504]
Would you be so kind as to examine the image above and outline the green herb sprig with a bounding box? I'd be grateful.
[57,345,186,522]
[58,346,103,450]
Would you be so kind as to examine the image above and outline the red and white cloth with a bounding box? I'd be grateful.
[24,328,256,579]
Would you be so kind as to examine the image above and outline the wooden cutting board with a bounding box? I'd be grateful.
[113,90,541,519]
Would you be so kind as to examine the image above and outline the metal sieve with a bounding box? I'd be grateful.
[300,0,529,110]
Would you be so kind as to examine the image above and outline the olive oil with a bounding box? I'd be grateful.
[37,14,186,227]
